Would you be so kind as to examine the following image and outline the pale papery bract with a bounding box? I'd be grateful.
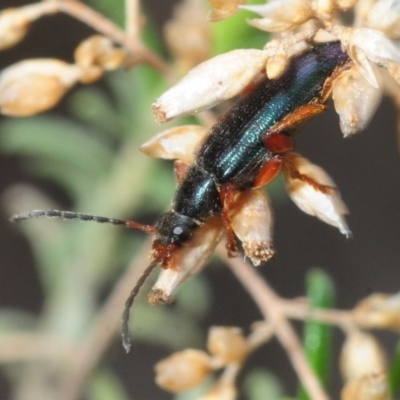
[149,216,224,305]
[341,372,390,400]
[152,49,268,122]
[283,152,351,237]
[340,331,388,383]
[333,66,382,136]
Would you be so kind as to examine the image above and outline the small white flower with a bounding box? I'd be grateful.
[283,153,351,237]
[340,331,387,382]
[361,0,400,39]
[149,216,223,304]
[207,326,249,363]
[241,0,313,32]
[334,26,400,86]
[333,66,382,136]
[0,59,81,116]
[0,3,57,50]
[152,49,268,123]
[140,125,208,164]
[155,350,212,392]
[230,189,275,266]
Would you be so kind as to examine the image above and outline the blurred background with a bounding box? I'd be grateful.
[0,0,399,399]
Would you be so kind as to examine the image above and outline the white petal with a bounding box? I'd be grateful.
[242,0,312,32]
[354,28,400,62]
[246,18,295,33]
[152,49,267,123]
[240,1,282,17]
[284,153,351,236]
[365,0,400,39]
[149,216,223,304]
[140,125,208,163]
[230,189,275,266]
[333,67,382,136]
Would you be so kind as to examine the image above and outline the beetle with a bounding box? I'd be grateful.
[10,40,352,352]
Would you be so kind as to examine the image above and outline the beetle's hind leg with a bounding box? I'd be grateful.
[219,183,240,257]
[282,152,337,194]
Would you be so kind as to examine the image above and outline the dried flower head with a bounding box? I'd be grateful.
[333,66,382,136]
[283,152,350,236]
[149,216,223,304]
[199,381,238,400]
[208,0,247,21]
[152,49,268,122]
[74,35,128,71]
[140,125,208,164]
[230,189,275,266]
[0,59,81,116]
[353,292,400,332]
[165,0,211,72]
[340,330,387,383]
[0,3,57,51]
[207,326,249,363]
[155,349,212,392]
[241,0,313,32]
[341,371,390,400]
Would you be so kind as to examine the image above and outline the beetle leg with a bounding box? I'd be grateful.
[219,183,240,257]
[173,160,190,184]
[254,157,283,188]
[282,152,336,194]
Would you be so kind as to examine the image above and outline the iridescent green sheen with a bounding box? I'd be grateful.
[197,41,349,189]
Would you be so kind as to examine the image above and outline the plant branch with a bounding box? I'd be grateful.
[221,250,330,400]
[279,298,354,331]
[125,0,141,46]
[44,0,169,75]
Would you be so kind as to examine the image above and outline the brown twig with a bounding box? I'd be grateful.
[44,0,169,75]
[221,250,330,400]
[279,298,354,331]
[125,0,141,46]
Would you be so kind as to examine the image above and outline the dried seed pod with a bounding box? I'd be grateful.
[165,0,211,72]
[0,3,57,51]
[74,35,127,70]
[230,189,275,266]
[207,326,249,363]
[341,372,390,400]
[333,26,400,86]
[243,0,313,32]
[340,330,387,383]
[312,0,335,21]
[353,292,400,332]
[140,125,208,164]
[208,0,247,21]
[155,349,212,392]
[266,54,290,79]
[149,216,223,304]
[199,381,237,400]
[283,152,351,236]
[0,59,81,116]
[333,66,382,136]
[363,0,400,39]
[152,49,268,123]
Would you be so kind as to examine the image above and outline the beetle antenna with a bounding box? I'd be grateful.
[9,209,156,234]
[122,260,158,353]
